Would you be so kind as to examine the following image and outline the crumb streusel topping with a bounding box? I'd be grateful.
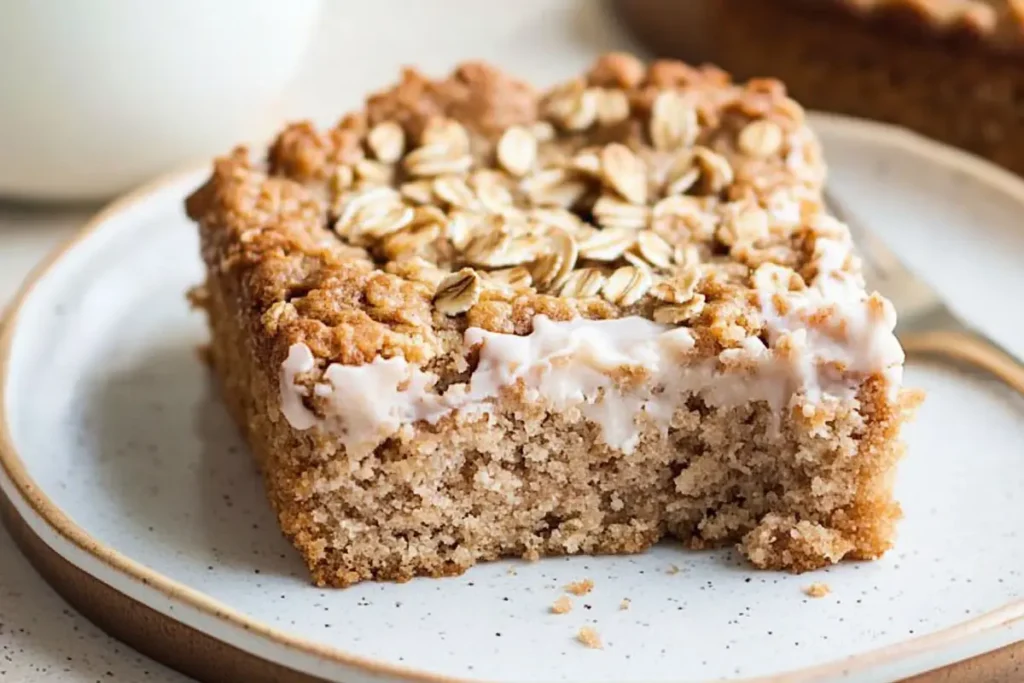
[323,55,829,345]
[189,53,904,451]
[189,54,842,368]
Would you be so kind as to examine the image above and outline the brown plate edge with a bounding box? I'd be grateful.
[0,493,332,683]
[0,131,1022,683]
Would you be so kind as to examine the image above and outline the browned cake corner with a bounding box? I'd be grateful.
[620,0,1024,176]
[185,53,921,588]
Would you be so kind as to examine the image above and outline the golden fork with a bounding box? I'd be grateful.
[824,190,1024,392]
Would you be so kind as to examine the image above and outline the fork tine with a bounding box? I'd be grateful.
[823,190,906,276]
[821,190,887,285]
[822,190,875,259]
[822,188,946,323]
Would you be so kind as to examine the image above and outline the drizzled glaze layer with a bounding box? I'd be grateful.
[279,235,904,456]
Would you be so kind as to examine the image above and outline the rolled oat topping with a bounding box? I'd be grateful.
[322,77,822,327]
[345,59,830,329]
[190,54,849,368]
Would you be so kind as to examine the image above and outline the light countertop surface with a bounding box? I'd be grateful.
[0,2,641,680]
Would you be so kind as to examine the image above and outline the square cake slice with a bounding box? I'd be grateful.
[186,53,921,587]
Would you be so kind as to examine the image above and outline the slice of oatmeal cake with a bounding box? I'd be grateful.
[186,53,921,587]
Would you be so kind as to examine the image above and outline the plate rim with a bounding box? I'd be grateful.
[2,112,1023,683]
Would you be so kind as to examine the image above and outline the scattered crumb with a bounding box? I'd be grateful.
[566,578,594,596]
[577,626,603,649]
[186,284,209,309]
[619,598,631,611]
[804,582,831,598]
[666,564,680,575]
[550,595,573,614]
[506,567,517,576]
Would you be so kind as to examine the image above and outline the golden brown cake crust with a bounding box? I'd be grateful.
[618,0,1024,176]
[812,0,1024,53]
[186,54,920,587]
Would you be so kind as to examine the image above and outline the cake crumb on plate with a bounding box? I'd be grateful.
[804,582,831,598]
[551,596,572,614]
[619,598,631,610]
[566,578,594,596]
[577,626,603,649]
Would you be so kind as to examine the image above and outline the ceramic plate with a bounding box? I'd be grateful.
[3,115,1024,683]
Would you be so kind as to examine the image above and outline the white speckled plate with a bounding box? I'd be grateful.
[3,115,1024,683]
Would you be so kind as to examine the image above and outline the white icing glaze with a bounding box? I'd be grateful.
[280,344,318,430]
[279,240,905,456]
[280,317,694,456]
[758,236,905,401]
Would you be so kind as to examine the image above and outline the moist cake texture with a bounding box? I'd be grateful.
[186,53,921,588]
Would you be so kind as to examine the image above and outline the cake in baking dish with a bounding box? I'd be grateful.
[618,0,1024,176]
